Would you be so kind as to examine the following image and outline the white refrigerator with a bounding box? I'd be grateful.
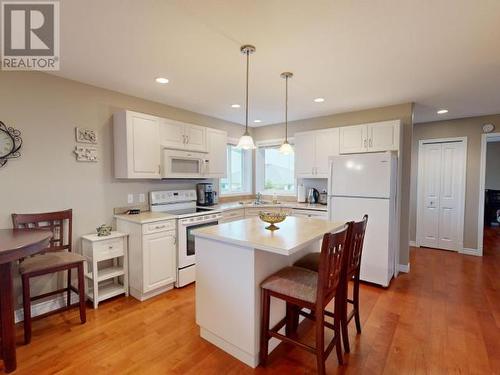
[328,152,398,287]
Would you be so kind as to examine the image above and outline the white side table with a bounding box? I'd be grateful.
[81,231,129,309]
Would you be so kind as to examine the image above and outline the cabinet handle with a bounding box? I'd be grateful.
[173,236,177,245]
[182,135,186,144]
[369,138,373,147]
[155,225,166,229]
[158,165,161,174]
[364,139,367,148]
[108,245,113,250]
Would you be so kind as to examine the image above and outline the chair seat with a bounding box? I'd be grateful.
[19,252,85,274]
[294,252,320,272]
[261,266,318,303]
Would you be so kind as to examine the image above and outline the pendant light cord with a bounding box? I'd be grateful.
[245,50,249,134]
[285,76,288,142]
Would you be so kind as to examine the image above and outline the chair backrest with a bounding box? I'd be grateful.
[346,215,368,277]
[316,222,352,307]
[12,209,73,253]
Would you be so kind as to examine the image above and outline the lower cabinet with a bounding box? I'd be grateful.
[220,208,245,223]
[116,218,177,301]
[143,231,176,292]
[292,209,328,220]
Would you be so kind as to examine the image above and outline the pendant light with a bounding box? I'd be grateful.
[236,45,256,150]
[279,72,294,155]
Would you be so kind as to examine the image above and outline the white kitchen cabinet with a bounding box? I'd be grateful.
[339,120,400,154]
[295,128,339,178]
[160,118,207,152]
[113,110,161,179]
[292,209,328,220]
[115,218,177,301]
[205,128,227,178]
[143,231,176,292]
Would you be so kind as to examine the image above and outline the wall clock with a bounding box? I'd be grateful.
[0,121,22,168]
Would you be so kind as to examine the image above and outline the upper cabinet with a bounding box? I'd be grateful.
[114,110,161,179]
[339,120,400,154]
[295,128,339,178]
[159,119,207,152]
[205,128,227,178]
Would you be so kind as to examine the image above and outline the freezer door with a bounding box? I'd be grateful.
[329,196,394,287]
[330,153,393,198]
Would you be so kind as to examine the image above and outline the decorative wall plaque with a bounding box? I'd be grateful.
[75,127,97,144]
[0,121,22,168]
[74,146,98,162]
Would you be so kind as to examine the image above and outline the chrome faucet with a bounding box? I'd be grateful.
[255,192,262,204]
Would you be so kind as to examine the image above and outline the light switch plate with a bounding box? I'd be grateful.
[139,193,146,203]
[127,194,134,204]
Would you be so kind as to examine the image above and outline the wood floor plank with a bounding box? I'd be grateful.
[2,227,499,374]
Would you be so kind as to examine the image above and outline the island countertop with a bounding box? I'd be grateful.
[193,216,344,255]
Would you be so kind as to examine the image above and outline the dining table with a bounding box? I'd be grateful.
[0,229,52,373]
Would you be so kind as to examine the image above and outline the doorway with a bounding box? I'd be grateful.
[478,132,500,255]
[416,137,467,251]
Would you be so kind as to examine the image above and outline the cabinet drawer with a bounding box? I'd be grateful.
[293,209,328,219]
[94,238,124,261]
[245,207,291,216]
[143,220,176,234]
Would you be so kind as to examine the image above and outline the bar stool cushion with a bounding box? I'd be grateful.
[19,252,85,274]
[294,252,320,272]
[261,266,318,303]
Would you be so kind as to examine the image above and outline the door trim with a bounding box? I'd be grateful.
[416,137,467,252]
[477,132,500,256]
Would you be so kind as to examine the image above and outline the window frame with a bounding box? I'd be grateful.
[255,138,296,196]
[219,138,253,197]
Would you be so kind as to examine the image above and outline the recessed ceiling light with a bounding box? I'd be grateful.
[437,109,448,114]
[231,104,241,108]
[313,97,325,103]
[253,119,262,123]
[155,77,169,84]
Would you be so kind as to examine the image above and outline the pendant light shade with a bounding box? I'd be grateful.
[279,72,294,155]
[236,45,256,150]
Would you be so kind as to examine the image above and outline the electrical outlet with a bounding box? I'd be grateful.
[127,194,134,204]
[139,193,146,203]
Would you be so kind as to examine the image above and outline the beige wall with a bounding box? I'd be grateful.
[253,103,415,266]
[486,141,500,189]
[410,114,500,249]
[0,71,245,308]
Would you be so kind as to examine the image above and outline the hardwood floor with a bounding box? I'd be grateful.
[3,233,499,374]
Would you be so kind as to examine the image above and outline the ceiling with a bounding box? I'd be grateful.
[52,0,500,126]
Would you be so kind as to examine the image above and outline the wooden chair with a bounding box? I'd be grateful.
[11,209,86,344]
[259,223,352,374]
[294,215,368,353]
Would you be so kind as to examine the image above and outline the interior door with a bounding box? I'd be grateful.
[418,143,442,248]
[438,142,464,250]
[417,141,465,251]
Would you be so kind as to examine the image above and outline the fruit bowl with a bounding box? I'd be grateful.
[259,211,288,231]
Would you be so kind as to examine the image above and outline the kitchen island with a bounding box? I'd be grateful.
[193,216,344,368]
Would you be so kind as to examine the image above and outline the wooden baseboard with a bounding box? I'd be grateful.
[398,263,410,273]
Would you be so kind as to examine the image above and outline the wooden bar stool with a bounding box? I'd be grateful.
[11,209,87,344]
[259,223,352,374]
[294,215,368,353]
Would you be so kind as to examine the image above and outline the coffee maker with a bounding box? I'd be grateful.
[196,183,218,206]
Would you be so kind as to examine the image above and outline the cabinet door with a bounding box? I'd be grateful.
[314,128,339,177]
[143,231,176,292]
[339,125,368,154]
[130,112,161,178]
[220,209,245,223]
[368,121,400,152]
[205,129,227,177]
[294,132,316,178]
[160,119,186,150]
[185,124,207,152]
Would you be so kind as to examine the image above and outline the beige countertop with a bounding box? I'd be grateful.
[193,216,344,255]
[114,211,176,224]
[206,201,328,212]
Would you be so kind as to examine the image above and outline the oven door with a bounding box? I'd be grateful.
[178,220,218,268]
[162,149,205,179]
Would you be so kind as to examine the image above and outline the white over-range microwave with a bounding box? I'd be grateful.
[162,148,208,179]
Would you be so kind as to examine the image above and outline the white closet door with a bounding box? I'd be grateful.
[419,143,442,248]
[437,142,464,250]
[417,140,465,252]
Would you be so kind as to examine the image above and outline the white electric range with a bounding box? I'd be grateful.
[150,190,221,287]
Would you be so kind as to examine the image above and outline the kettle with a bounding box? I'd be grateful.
[307,188,319,204]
